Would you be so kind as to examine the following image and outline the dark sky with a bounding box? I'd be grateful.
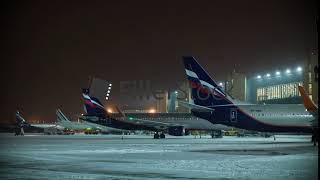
[1,0,317,123]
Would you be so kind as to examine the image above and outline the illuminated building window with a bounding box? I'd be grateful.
[308,72,312,83]
[284,85,287,98]
[256,81,302,102]
[308,84,312,94]
[298,82,303,96]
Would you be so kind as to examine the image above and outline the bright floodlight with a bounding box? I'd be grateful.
[107,90,110,93]
[106,97,109,100]
[174,91,178,94]
[266,74,270,77]
[275,71,280,75]
[149,108,156,113]
[108,87,111,90]
[286,69,291,74]
[109,83,112,86]
[107,108,112,113]
[257,75,261,79]
[296,66,302,72]
[219,82,223,86]
[106,93,109,96]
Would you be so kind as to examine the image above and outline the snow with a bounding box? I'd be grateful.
[0,134,317,179]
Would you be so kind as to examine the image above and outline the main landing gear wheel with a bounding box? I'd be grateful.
[154,132,160,139]
[160,133,165,139]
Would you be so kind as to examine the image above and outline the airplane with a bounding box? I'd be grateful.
[181,56,317,143]
[80,86,231,139]
[80,89,161,137]
[56,108,124,134]
[15,111,63,136]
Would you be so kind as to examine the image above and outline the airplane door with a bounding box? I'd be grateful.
[230,108,237,122]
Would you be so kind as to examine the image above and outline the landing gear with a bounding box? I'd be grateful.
[160,132,165,139]
[154,132,165,139]
[154,132,160,139]
[14,128,24,136]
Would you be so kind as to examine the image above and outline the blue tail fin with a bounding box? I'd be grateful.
[182,56,233,107]
[82,88,107,118]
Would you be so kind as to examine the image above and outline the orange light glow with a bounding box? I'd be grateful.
[149,108,156,113]
[107,108,113,113]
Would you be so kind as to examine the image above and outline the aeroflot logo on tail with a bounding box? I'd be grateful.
[189,81,224,101]
[85,100,96,108]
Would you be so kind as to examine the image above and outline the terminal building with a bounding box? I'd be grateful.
[224,50,318,105]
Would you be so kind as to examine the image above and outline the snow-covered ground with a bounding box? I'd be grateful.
[0,134,317,179]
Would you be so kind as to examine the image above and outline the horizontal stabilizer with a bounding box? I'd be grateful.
[178,101,214,112]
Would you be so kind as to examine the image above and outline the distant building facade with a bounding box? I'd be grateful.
[116,80,191,113]
[167,81,191,113]
[118,80,168,113]
[231,50,318,104]
[225,71,247,102]
[303,49,318,104]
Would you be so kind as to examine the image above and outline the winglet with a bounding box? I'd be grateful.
[298,85,318,111]
[15,111,30,128]
[56,109,70,122]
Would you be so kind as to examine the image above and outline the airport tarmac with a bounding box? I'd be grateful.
[0,134,317,180]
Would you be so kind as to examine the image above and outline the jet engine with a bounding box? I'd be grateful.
[168,126,185,136]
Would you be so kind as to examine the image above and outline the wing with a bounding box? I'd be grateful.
[114,106,185,129]
[120,117,182,129]
[178,101,215,112]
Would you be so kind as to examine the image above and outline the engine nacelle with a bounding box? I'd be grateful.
[168,126,185,136]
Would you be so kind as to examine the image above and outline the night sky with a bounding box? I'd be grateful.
[1,0,317,123]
